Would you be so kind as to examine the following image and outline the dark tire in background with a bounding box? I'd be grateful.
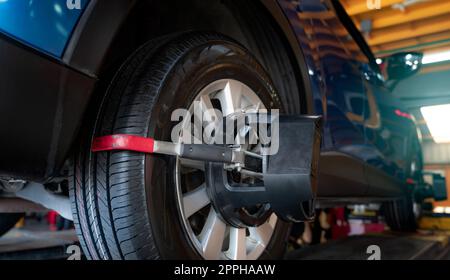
[0,213,23,237]
[383,146,422,232]
[69,32,290,260]
[383,195,417,232]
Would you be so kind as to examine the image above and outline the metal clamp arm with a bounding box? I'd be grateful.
[92,134,242,164]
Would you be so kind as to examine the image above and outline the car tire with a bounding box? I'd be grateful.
[383,194,417,232]
[69,32,291,260]
[0,213,22,237]
[383,147,421,232]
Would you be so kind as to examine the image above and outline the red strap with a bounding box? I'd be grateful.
[92,134,154,153]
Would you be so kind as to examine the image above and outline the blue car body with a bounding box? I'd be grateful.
[0,0,88,57]
[0,0,421,201]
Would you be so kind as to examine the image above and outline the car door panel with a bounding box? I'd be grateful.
[362,66,419,195]
[279,0,370,197]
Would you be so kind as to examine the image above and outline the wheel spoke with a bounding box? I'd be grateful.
[236,125,259,146]
[179,123,203,145]
[247,125,259,145]
[200,95,220,144]
[248,220,274,246]
[200,95,220,123]
[199,208,227,259]
[217,80,243,117]
[183,183,210,218]
[227,227,247,260]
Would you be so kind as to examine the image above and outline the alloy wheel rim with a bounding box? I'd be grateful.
[174,79,277,260]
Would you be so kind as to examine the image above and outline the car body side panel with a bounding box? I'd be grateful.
[278,0,372,197]
[363,72,420,196]
[0,0,132,182]
[0,35,96,181]
[0,0,88,57]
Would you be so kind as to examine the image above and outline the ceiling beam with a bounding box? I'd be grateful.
[373,31,450,52]
[421,61,450,74]
[367,13,450,46]
[343,0,404,16]
[379,41,450,57]
[357,1,450,29]
[373,31,450,55]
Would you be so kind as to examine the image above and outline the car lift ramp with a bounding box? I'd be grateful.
[0,229,80,260]
[286,231,450,260]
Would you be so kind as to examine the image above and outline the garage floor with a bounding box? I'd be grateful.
[0,226,78,260]
[286,231,450,260]
[1,226,449,260]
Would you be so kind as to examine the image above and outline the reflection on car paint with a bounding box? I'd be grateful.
[0,0,88,57]
[278,0,418,189]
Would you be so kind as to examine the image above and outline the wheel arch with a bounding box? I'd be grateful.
[61,0,315,182]
[65,0,313,115]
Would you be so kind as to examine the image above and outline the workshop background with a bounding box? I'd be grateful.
[343,0,450,212]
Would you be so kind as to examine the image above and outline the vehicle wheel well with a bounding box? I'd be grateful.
[94,0,308,115]
[68,0,310,173]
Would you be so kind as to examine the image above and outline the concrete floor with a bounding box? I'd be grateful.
[0,218,79,260]
[286,231,450,260]
[1,218,449,260]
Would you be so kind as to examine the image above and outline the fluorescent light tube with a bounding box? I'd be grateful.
[421,104,450,143]
[422,50,450,65]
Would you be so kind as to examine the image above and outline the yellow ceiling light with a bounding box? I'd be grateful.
[421,104,450,143]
